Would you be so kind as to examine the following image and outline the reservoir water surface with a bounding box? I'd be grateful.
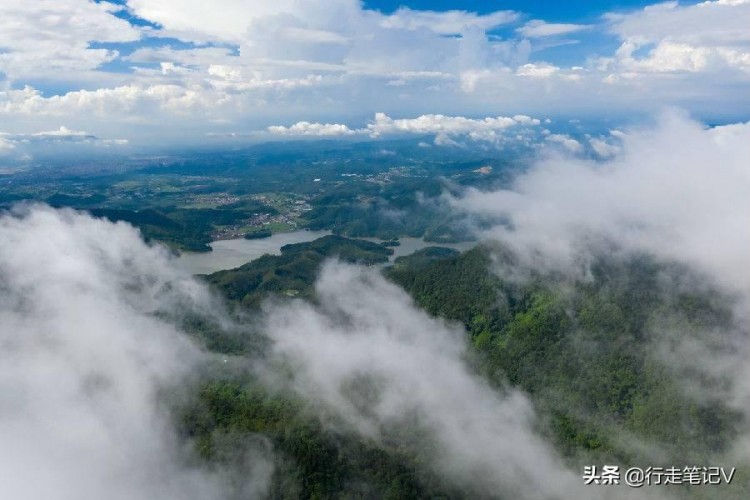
[176,230,475,275]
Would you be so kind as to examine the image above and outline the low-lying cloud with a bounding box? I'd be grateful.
[0,206,265,499]
[457,111,750,298]
[262,261,645,499]
[0,205,613,499]
[5,109,747,498]
[455,110,750,465]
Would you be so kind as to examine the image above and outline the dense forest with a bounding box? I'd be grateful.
[176,237,748,498]
[49,198,279,252]
[205,235,392,309]
[301,177,475,242]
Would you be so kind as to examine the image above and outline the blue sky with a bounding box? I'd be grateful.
[0,0,748,155]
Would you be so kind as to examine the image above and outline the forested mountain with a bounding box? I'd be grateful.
[388,247,739,467]
[179,238,748,498]
[205,235,392,308]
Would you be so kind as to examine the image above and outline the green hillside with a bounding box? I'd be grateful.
[177,240,748,499]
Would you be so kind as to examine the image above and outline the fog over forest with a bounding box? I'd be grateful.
[1,0,749,497]
[1,113,747,498]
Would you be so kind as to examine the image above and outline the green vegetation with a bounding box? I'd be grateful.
[206,235,392,308]
[301,177,473,241]
[1,143,504,250]
[44,196,278,252]
[244,229,273,240]
[179,381,465,499]
[181,240,746,498]
[386,247,741,470]
[3,143,745,497]
[392,246,459,269]
[89,208,213,252]
[47,193,107,207]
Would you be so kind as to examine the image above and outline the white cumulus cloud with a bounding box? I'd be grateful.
[545,133,583,152]
[602,0,750,74]
[267,121,356,136]
[367,112,540,140]
[0,1,747,148]
[0,0,141,79]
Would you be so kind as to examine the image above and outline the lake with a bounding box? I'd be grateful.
[176,230,331,274]
[358,237,475,261]
[176,231,475,274]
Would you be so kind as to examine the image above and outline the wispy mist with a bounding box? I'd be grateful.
[456,111,750,299]
[3,107,747,499]
[0,206,267,500]
[262,260,608,499]
[454,111,750,467]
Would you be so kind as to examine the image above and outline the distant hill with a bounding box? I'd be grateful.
[392,246,459,269]
[181,242,747,499]
[89,208,212,252]
[206,235,392,308]
[386,246,739,467]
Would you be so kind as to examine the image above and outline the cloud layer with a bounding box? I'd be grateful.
[262,260,594,499]
[457,111,750,297]
[265,112,543,146]
[4,112,747,496]
[0,1,747,150]
[454,112,750,464]
[0,206,598,499]
[0,206,255,500]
